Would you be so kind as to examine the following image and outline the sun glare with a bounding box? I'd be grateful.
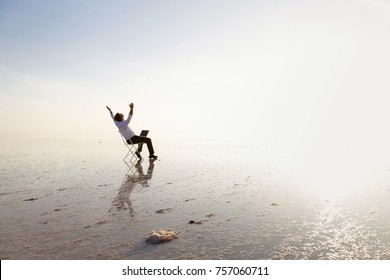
[291,145,384,200]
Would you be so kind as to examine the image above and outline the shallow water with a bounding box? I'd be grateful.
[0,138,389,259]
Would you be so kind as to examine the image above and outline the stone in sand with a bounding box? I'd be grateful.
[155,208,172,214]
[24,198,38,201]
[188,220,203,224]
[145,229,177,244]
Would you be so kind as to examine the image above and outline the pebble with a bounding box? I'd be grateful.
[155,208,172,214]
[23,198,38,201]
[145,229,177,244]
[189,220,203,224]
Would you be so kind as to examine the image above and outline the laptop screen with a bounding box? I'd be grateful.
[140,130,149,136]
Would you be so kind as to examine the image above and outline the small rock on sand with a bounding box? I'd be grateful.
[271,203,278,206]
[145,229,177,244]
[95,220,110,226]
[23,198,38,201]
[155,208,172,214]
[188,220,203,225]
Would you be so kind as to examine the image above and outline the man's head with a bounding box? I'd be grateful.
[114,113,124,122]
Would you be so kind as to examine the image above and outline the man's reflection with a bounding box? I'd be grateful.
[111,159,156,217]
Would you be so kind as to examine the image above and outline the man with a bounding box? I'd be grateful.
[106,102,157,159]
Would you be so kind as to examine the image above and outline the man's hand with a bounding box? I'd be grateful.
[106,105,112,113]
[129,102,134,116]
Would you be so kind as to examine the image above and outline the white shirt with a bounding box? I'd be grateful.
[111,113,135,140]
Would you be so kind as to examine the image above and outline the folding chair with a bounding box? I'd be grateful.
[121,137,142,170]
[120,130,149,170]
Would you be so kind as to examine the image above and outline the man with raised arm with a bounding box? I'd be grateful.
[106,103,158,160]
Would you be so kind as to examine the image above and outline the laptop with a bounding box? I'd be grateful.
[140,130,149,137]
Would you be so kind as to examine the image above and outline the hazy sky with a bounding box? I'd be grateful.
[1,0,390,149]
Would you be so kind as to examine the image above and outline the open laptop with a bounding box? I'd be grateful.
[140,130,149,137]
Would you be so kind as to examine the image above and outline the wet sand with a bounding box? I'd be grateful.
[0,138,389,259]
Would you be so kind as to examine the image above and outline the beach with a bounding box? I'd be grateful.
[0,137,389,259]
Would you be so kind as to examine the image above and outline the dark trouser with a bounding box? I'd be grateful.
[127,136,155,156]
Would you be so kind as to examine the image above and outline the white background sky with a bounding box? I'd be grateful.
[1,0,390,146]
[1,0,390,196]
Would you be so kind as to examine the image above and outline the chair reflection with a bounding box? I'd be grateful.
[111,159,156,217]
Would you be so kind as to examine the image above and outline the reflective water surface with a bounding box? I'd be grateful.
[0,138,389,259]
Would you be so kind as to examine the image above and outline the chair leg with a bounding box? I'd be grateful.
[122,138,143,170]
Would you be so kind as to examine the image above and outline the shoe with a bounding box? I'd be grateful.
[149,154,158,159]
[135,151,142,159]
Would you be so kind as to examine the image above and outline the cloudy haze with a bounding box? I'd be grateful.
[1,0,390,150]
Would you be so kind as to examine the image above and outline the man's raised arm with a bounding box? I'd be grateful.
[106,105,114,118]
[129,103,134,116]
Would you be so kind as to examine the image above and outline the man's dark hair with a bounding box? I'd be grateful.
[114,113,123,122]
